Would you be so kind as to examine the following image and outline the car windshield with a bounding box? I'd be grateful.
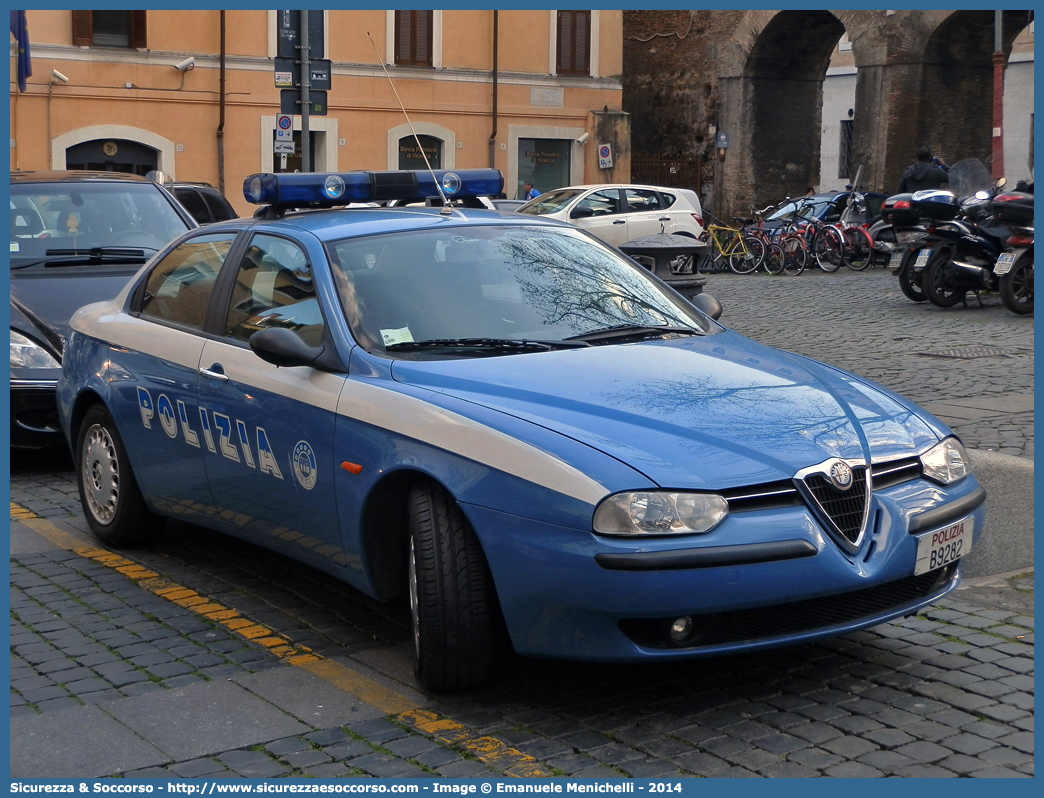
[326,225,714,355]
[9,181,191,266]
[516,189,585,215]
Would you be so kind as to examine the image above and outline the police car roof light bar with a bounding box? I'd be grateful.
[243,169,505,213]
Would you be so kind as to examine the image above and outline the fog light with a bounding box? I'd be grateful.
[669,616,693,642]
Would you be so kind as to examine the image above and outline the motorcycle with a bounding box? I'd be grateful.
[991,189,1034,314]
[875,192,949,302]
[918,160,1011,308]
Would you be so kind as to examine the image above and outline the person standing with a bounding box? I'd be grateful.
[897,146,949,193]
[522,180,540,200]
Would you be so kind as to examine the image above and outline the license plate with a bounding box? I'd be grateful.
[994,252,1016,276]
[889,251,904,268]
[914,516,973,576]
[914,249,931,269]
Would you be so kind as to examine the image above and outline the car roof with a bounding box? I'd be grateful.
[207,205,572,242]
[10,170,155,184]
[544,184,689,193]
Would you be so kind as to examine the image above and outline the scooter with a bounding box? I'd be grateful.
[917,161,1010,307]
[877,193,950,302]
[991,189,1034,314]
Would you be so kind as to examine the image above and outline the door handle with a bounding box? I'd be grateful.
[613,219,626,224]
[659,216,671,222]
[199,367,229,382]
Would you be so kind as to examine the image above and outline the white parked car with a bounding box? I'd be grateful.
[517,184,704,248]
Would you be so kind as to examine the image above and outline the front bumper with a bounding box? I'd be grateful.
[11,380,64,449]
[467,475,985,661]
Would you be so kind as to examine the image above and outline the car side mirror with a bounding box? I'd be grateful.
[692,293,723,320]
[570,207,594,219]
[249,327,324,368]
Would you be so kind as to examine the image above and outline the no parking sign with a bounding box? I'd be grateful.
[276,114,293,142]
[598,143,613,169]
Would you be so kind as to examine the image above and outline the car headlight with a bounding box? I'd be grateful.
[593,491,728,537]
[920,437,969,485]
[11,330,60,370]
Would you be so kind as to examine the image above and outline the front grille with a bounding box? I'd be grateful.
[721,480,802,513]
[803,467,868,543]
[872,457,922,490]
[619,563,958,649]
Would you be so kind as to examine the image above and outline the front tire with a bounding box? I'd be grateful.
[923,245,966,307]
[999,254,1033,314]
[408,481,494,691]
[76,404,165,546]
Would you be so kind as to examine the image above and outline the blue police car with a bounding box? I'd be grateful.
[58,169,986,691]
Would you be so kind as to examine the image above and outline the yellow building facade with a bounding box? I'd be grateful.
[10,10,627,215]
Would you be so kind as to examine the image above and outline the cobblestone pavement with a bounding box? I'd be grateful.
[704,268,1033,459]
[9,501,1035,779]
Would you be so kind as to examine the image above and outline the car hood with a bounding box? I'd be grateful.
[10,263,144,353]
[389,331,944,489]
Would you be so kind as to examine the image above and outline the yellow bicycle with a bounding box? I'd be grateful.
[697,221,766,274]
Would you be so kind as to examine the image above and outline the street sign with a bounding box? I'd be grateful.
[276,114,293,141]
[598,143,613,170]
[273,57,331,91]
[281,89,327,117]
[276,9,324,60]
[274,141,295,154]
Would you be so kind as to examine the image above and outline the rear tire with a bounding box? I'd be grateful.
[763,243,785,275]
[408,481,494,692]
[781,236,807,275]
[843,227,874,271]
[923,245,966,307]
[728,236,764,274]
[76,404,165,546]
[999,254,1033,315]
[813,229,844,272]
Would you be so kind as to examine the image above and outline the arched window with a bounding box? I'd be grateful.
[398,134,442,170]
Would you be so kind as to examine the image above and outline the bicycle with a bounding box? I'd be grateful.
[698,218,766,275]
[839,223,875,271]
[800,216,847,272]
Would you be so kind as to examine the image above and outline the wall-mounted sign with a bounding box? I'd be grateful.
[715,130,729,149]
[598,143,613,170]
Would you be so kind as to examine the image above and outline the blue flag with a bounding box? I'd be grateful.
[10,10,32,92]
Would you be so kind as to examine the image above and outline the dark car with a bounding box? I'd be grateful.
[762,190,888,229]
[169,181,238,225]
[10,170,197,449]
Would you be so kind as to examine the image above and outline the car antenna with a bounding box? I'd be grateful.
[366,31,455,217]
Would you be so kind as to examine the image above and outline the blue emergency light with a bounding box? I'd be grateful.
[243,169,504,207]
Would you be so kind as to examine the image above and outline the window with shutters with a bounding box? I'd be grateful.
[394,10,432,67]
[556,11,590,75]
[71,10,147,48]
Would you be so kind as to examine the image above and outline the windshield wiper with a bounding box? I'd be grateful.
[564,324,702,343]
[386,337,589,354]
[10,246,156,269]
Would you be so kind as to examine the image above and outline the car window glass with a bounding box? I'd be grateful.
[327,225,712,354]
[174,188,210,225]
[141,233,236,330]
[223,234,324,347]
[865,195,884,217]
[9,182,191,263]
[659,192,677,209]
[577,189,621,216]
[516,189,584,215]
[624,189,661,213]
[203,191,235,222]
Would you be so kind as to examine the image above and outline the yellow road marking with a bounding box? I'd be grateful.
[11,503,548,776]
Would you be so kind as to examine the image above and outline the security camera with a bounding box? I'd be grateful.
[576,132,590,144]
[173,57,195,72]
[50,69,69,84]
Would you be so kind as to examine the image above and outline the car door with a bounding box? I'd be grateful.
[569,188,627,247]
[110,231,239,517]
[623,188,672,239]
[197,231,348,568]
